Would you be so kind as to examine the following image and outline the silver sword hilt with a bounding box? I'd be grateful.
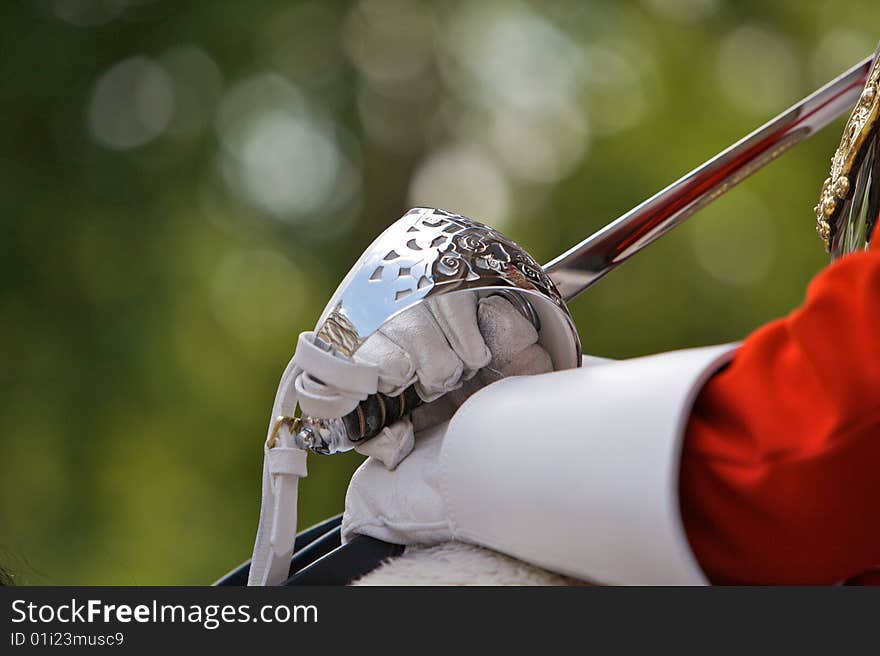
[284,207,582,455]
[290,289,541,455]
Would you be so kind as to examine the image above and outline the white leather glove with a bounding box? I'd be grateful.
[250,291,551,585]
[342,302,555,542]
[299,294,553,469]
[343,419,452,545]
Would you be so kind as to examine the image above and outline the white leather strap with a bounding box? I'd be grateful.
[294,373,363,419]
[292,330,382,419]
[248,355,308,586]
[293,331,379,395]
[249,329,385,585]
[441,343,739,585]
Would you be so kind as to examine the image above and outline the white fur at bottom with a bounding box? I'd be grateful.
[351,541,587,586]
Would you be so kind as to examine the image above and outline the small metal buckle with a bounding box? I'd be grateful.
[268,415,300,449]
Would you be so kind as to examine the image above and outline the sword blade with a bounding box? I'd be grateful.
[545,54,875,302]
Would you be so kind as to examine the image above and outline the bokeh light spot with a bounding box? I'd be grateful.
[582,44,648,135]
[689,192,777,287]
[160,45,224,140]
[409,145,510,225]
[716,26,801,116]
[811,30,876,86]
[342,0,434,85]
[53,0,128,27]
[88,56,175,149]
[643,0,720,22]
[216,74,357,223]
[442,1,583,114]
[238,110,340,217]
[489,102,587,184]
[210,249,302,345]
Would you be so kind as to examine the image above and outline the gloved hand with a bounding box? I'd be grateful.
[343,345,740,586]
[341,302,555,543]
[252,284,553,585]
[343,418,452,545]
[296,293,553,468]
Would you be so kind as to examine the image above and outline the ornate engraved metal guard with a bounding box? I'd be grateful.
[315,207,579,369]
[292,207,582,455]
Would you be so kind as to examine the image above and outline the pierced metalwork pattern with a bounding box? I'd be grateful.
[298,206,580,455]
[314,207,571,355]
[422,210,566,309]
[815,52,880,250]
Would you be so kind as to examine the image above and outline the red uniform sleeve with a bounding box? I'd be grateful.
[680,238,880,584]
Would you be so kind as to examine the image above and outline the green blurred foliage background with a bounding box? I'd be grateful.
[1,0,877,584]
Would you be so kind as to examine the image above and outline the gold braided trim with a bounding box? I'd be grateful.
[815,55,880,250]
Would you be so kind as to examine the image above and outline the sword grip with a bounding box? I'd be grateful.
[341,385,424,443]
[336,291,542,444]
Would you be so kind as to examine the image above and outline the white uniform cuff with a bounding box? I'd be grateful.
[441,343,739,585]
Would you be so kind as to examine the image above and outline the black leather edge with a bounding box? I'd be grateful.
[212,513,344,586]
[284,535,405,586]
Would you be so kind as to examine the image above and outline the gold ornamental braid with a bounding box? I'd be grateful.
[815,55,880,250]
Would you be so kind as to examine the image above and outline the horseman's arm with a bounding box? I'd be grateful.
[681,237,880,584]
[344,238,880,585]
